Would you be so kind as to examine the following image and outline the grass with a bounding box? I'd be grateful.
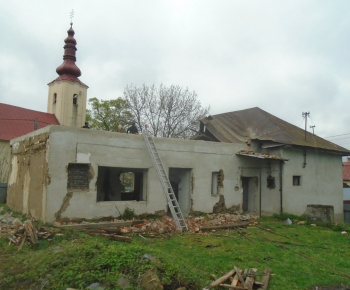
[0,205,350,289]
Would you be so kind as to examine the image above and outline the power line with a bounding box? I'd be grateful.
[324,132,350,138]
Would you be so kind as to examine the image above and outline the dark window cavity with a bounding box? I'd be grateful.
[293,175,301,186]
[97,167,146,202]
[73,94,78,105]
[267,175,275,188]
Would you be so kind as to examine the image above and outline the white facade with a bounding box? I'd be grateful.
[47,80,88,128]
[7,125,345,223]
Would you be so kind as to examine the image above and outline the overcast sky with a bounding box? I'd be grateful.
[1,1,350,149]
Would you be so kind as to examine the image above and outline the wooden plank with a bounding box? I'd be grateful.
[24,220,38,244]
[202,268,236,289]
[55,220,144,229]
[230,273,239,286]
[245,268,257,290]
[258,268,271,290]
[200,223,249,231]
[220,284,247,289]
[234,267,246,288]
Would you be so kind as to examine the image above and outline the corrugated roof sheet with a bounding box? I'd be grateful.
[196,107,350,154]
[0,103,59,141]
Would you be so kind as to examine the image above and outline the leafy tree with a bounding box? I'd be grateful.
[86,97,133,131]
[123,84,210,139]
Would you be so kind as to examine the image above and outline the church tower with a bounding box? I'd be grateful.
[47,22,88,127]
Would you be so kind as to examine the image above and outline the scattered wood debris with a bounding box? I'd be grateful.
[1,219,57,250]
[203,266,271,290]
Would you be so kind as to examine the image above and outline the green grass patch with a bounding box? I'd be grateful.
[0,217,349,289]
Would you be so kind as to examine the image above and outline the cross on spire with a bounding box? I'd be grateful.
[70,9,74,26]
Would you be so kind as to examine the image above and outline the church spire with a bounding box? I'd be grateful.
[55,22,82,81]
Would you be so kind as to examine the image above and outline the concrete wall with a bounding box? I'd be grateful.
[281,147,344,222]
[43,126,247,223]
[7,125,345,223]
[0,140,10,183]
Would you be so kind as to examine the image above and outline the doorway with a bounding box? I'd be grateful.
[241,177,258,213]
[169,168,191,217]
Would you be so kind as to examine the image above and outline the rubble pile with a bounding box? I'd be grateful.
[1,204,259,246]
[0,208,56,249]
[55,213,258,238]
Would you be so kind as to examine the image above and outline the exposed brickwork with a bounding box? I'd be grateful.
[67,164,89,190]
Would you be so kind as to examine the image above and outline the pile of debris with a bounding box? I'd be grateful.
[203,266,271,290]
[53,213,258,242]
[1,204,258,246]
[0,208,56,249]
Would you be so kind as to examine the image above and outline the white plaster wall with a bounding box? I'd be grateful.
[44,126,246,222]
[281,147,344,222]
[11,125,345,223]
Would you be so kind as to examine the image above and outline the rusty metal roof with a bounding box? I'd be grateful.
[0,103,59,141]
[197,107,350,154]
[343,162,350,181]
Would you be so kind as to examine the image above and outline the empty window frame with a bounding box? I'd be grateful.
[267,175,275,189]
[293,175,301,186]
[211,172,218,195]
[73,94,78,105]
[67,163,90,190]
[96,166,146,202]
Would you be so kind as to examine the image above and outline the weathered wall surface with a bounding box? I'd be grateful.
[7,128,50,222]
[281,147,344,222]
[0,140,11,183]
[44,126,247,223]
[6,125,346,223]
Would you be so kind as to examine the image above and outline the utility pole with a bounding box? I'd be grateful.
[310,125,315,135]
[302,112,310,140]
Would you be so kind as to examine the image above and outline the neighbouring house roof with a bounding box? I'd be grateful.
[194,107,350,155]
[0,103,59,141]
[343,161,350,181]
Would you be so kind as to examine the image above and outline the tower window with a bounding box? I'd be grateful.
[53,93,57,104]
[73,94,78,105]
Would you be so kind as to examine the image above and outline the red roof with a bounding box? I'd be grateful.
[0,103,59,141]
[343,162,350,181]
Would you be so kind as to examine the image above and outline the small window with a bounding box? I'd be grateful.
[73,94,78,105]
[267,175,275,188]
[293,175,301,186]
[211,169,224,195]
[53,93,57,104]
[120,172,135,193]
[211,172,218,194]
[67,163,89,190]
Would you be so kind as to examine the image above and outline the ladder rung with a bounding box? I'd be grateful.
[144,131,187,231]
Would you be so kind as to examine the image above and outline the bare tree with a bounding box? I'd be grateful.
[124,84,210,138]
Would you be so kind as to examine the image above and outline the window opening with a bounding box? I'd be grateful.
[97,166,145,202]
[211,172,218,194]
[53,93,57,104]
[120,172,135,192]
[293,175,301,186]
[73,94,78,105]
[267,175,275,188]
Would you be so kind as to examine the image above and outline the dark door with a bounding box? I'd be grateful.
[241,177,249,212]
